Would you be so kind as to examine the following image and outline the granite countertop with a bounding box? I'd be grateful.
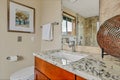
[33,50,120,80]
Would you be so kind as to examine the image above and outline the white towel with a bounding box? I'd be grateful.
[42,23,53,41]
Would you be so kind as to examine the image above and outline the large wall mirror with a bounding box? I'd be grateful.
[62,0,99,47]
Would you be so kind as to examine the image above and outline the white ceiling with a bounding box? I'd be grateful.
[62,0,99,18]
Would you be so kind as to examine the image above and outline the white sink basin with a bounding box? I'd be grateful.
[50,51,88,64]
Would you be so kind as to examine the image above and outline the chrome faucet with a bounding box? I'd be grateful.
[69,41,76,52]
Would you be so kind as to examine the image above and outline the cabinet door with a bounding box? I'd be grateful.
[35,69,49,80]
[35,57,75,80]
[76,75,86,80]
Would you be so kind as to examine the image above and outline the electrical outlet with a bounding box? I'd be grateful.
[17,36,22,42]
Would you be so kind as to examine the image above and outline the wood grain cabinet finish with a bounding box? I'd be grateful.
[35,56,86,80]
[35,69,49,80]
[76,75,86,80]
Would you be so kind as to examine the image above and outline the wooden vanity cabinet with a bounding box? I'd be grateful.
[35,69,49,80]
[76,75,86,80]
[35,56,86,80]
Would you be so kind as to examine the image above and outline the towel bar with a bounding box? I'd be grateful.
[40,22,59,28]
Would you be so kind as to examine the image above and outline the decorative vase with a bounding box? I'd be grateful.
[97,15,120,58]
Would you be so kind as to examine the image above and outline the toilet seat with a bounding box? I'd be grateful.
[10,66,34,80]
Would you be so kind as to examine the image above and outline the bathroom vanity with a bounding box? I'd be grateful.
[33,50,120,80]
[33,50,99,80]
[35,56,85,80]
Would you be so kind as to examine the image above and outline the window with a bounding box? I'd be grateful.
[62,12,76,36]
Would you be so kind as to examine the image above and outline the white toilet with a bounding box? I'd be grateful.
[10,66,34,80]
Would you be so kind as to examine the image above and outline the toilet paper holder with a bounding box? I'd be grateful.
[6,55,19,62]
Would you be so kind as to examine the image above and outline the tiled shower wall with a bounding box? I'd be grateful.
[77,16,99,46]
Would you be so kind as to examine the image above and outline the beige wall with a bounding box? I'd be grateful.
[41,0,62,51]
[0,0,62,79]
[100,0,120,24]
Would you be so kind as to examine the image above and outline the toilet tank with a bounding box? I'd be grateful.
[10,66,34,80]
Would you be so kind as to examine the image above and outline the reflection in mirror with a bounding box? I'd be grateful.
[62,0,99,47]
[62,12,76,36]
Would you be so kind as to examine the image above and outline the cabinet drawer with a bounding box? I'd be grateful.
[35,57,75,80]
